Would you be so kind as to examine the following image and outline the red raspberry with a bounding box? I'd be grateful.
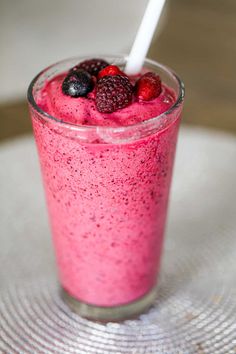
[96,75,133,113]
[135,72,162,101]
[98,65,126,79]
[73,59,109,77]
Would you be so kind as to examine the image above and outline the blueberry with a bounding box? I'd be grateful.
[62,69,94,97]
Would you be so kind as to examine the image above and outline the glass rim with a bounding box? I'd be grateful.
[27,54,185,133]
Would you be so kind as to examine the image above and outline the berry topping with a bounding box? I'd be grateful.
[98,65,126,79]
[74,59,109,77]
[96,75,133,113]
[62,69,94,97]
[135,72,162,101]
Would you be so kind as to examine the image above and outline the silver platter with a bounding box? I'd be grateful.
[0,127,236,353]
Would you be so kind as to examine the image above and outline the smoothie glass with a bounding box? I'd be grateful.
[27,55,184,321]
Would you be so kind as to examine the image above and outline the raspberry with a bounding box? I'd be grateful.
[73,59,109,77]
[98,65,126,79]
[135,72,162,101]
[96,75,133,113]
[62,69,94,97]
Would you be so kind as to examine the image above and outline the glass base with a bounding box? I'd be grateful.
[61,287,157,322]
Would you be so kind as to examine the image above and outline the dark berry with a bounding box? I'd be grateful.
[73,59,109,77]
[98,65,126,79]
[62,69,94,97]
[96,75,133,113]
[135,72,162,101]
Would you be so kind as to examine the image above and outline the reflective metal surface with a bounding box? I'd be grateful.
[1,128,236,353]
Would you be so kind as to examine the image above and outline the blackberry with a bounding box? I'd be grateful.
[73,58,109,77]
[96,75,133,113]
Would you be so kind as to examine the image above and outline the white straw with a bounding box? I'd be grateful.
[125,0,166,75]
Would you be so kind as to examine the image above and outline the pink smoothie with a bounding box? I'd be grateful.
[31,69,182,307]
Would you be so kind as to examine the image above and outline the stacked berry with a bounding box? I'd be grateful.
[62,58,162,113]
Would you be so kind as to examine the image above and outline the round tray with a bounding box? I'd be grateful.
[0,127,236,353]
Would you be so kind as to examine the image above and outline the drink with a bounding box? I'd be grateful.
[28,56,184,320]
